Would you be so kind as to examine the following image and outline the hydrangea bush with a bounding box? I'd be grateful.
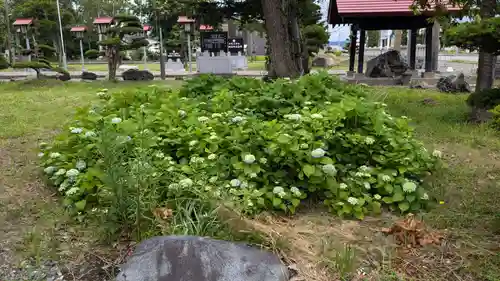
[39,73,441,219]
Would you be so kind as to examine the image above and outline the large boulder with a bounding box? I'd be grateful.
[366,50,408,78]
[81,71,98,81]
[116,236,289,281]
[56,72,71,81]
[122,69,154,81]
[436,72,471,93]
[311,55,335,68]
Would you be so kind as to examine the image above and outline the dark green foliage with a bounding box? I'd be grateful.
[38,44,57,58]
[84,49,100,59]
[467,88,500,109]
[0,55,9,70]
[445,17,500,55]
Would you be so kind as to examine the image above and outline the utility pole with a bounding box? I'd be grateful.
[4,0,13,65]
[56,0,68,70]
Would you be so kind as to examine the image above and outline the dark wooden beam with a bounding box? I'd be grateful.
[349,26,357,72]
[358,29,366,73]
[409,29,417,70]
[425,26,433,72]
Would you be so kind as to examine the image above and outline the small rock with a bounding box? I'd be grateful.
[437,72,471,93]
[116,236,289,281]
[81,71,98,81]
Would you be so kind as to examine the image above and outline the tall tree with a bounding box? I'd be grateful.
[367,30,380,47]
[410,0,497,91]
[99,15,148,80]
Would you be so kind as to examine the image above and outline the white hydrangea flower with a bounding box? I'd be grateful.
[273,186,286,198]
[179,178,193,188]
[363,182,371,190]
[111,117,122,124]
[311,148,326,158]
[365,137,375,145]
[284,114,301,121]
[168,183,180,189]
[230,179,241,187]
[311,113,323,119]
[50,152,61,158]
[208,154,217,160]
[325,101,331,105]
[322,164,337,176]
[209,135,218,140]
[421,193,429,200]
[290,186,301,196]
[84,131,96,138]
[65,187,80,196]
[76,160,86,170]
[359,165,369,172]
[402,181,417,193]
[374,194,382,200]
[243,154,256,164]
[381,175,391,182]
[259,158,268,164]
[303,107,309,110]
[240,181,249,188]
[44,166,57,175]
[66,169,80,178]
[198,116,209,122]
[273,186,284,194]
[211,113,222,118]
[299,143,309,149]
[339,183,348,190]
[304,101,312,105]
[189,140,198,146]
[249,173,258,178]
[347,197,359,205]
[337,202,344,206]
[155,152,165,158]
[38,152,44,158]
[71,127,83,134]
[55,168,66,176]
[432,150,442,158]
[231,116,245,123]
[178,110,187,117]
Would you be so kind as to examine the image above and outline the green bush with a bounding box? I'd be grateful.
[38,73,440,223]
[467,88,500,110]
[85,49,100,59]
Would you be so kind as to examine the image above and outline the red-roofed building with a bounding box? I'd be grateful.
[70,26,87,32]
[199,24,214,31]
[328,0,462,75]
[13,18,34,26]
[93,17,113,25]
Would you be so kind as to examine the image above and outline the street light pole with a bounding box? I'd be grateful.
[56,0,67,70]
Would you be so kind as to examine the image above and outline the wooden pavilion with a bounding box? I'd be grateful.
[327,0,461,75]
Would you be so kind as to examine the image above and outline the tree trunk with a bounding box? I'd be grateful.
[301,41,310,74]
[475,0,496,92]
[107,48,118,81]
[261,0,301,78]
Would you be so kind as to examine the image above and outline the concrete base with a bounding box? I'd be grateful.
[422,72,436,78]
[346,71,355,77]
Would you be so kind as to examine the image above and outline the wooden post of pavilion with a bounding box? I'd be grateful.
[409,29,417,70]
[358,29,366,73]
[424,25,433,74]
[348,25,357,73]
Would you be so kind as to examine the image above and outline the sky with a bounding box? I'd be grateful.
[320,1,350,42]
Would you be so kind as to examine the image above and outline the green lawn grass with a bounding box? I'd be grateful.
[0,81,497,280]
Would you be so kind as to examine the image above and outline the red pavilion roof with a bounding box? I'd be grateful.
[329,0,461,21]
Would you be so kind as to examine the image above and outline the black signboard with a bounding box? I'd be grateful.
[227,38,244,55]
[201,31,228,54]
[167,50,182,61]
